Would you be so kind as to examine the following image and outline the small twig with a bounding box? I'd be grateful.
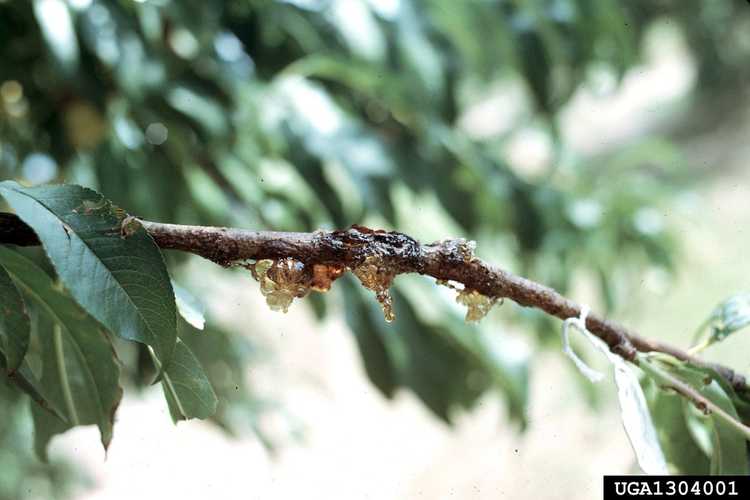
[629,336,747,395]
[0,212,747,393]
[639,353,750,441]
[687,338,712,356]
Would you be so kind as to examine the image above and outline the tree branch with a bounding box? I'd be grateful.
[1,212,746,393]
[638,353,750,440]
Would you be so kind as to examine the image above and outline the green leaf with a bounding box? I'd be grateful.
[151,338,217,422]
[391,298,491,422]
[166,86,228,137]
[642,377,710,474]
[700,383,748,474]
[173,281,206,331]
[177,320,277,447]
[641,359,750,474]
[342,278,398,398]
[680,366,750,474]
[343,276,530,425]
[0,263,30,372]
[706,292,750,345]
[396,279,530,425]
[684,364,750,426]
[439,313,529,426]
[0,247,122,459]
[0,353,67,422]
[32,0,79,72]
[0,181,177,366]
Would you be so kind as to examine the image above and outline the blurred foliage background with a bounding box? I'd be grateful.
[2,0,750,497]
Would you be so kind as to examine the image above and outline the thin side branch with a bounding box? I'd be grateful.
[1,213,746,393]
[639,353,750,440]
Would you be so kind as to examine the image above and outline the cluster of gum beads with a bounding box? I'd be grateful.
[253,258,311,313]
[352,256,396,322]
[438,278,499,323]
[248,234,493,324]
[455,289,498,322]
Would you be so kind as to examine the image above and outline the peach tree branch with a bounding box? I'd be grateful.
[0,212,746,393]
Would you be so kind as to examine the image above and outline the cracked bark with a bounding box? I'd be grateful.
[1,212,746,393]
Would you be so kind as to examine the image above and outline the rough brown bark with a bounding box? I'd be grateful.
[1,213,746,393]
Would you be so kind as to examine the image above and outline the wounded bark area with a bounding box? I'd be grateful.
[0,212,746,393]
[117,220,750,392]
[141,222,639,359]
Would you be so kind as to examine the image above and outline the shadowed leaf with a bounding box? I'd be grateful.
[706,292,750,345]
[0,181,177,366]
[173,281,206,331]
[0,262,30,372]
[642,377,710,474]
[0,246,122,459]
[642,360,749,475]
[152,338,217,422]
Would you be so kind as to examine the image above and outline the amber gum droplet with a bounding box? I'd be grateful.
[456,288,498,323]
[352,256,397,322]
[252,258,311,313]
[310,263,345,292]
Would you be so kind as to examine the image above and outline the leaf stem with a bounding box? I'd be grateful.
[147,346,186,418]
[638,354,750,441]
[687,338,712,356]
[53,324,79,425]
[688,317,712,353]
[1,211,747,393]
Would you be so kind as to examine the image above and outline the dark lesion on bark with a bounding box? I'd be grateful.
[0,211,746,393]
[315,224,425,271]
